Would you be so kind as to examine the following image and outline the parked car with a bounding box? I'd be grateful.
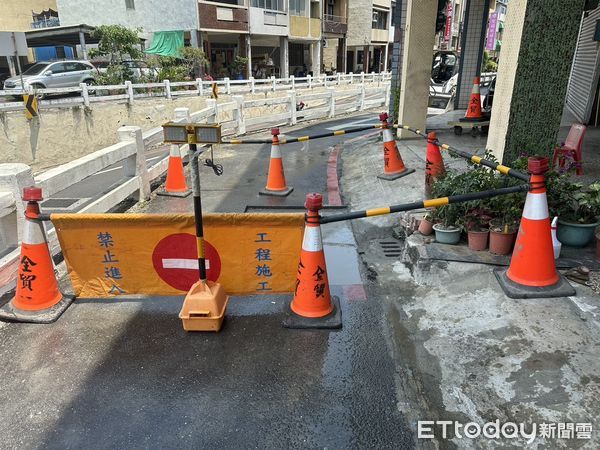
[2,60,97,99]
[92,60,159,82]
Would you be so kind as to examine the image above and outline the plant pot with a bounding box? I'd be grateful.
[489,229,517,255]
[418,218,434,236]
[433,224,461,245]
[556,220,600,247]
[467,229,489,251]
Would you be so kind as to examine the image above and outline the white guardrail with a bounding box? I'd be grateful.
[0,71,391,112]
[0,74,391,291]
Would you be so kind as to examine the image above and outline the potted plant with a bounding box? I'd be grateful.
[487,191,523,255]
[431,204,462,245]
[552,181,600,247]
[418,211,434,235]
[231,56,249,80]
[464,207,493,251]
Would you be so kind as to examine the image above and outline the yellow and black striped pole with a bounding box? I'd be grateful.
[394,124,529,182]
[222,124,382,145]
[319,185,529,225]
[188,140,208,281]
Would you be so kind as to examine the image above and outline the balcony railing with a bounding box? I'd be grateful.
[323,14,347,34]
[31,17,60,29]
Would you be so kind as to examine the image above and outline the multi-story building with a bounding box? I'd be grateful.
[321,0,347,73]
[346,0,391,73]
[200,0,321,79]
[56,0,200,46]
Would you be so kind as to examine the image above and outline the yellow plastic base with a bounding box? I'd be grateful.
[179,280,229,332]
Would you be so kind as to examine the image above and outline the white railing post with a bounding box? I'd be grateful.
[271,76,276,92]
[79,82,90,107]
[323,74,327,88]
[206,99,218,123]
[225,77,231,95]
[307,74,312,89]
[371,71,375,83]
[196,78,204,96]
[349,72,353,84]
[118,126,150,201]
[359,84,366,111]
[0,163,34,244]
[290,75,295,90]
[233,95,246,135]
[328,87,335,118]
[164,79,172,100]
[250,76,255,94]
[287,90,297,125]
[336,73,341,85]
[361,71,365,84]
[125,80,134,104]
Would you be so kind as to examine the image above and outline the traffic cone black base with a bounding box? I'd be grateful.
[259,186,294,197]
[0,294,74,324]
[458,115,489,123]
[494,268,575,299]
[283,295,342,329]
[377,167,415,181]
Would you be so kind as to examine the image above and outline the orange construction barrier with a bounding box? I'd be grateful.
[158,144,191,197]
[283,193,341,329]
[425,131,446,198]
[462,76,484,122]
[494,156,576,298]
[377,112,415,181]
[260,127,293,197]
[0,187,73,323]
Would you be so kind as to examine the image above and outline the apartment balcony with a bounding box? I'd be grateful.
[371,28,389,43]
[290,16,321,39]
[323,14,347,35]
[199,2,249,32]
[31,17,60,29]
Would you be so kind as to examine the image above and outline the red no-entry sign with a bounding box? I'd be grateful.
[152,233,222,291]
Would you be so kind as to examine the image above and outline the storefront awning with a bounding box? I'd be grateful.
[145,31,184,57]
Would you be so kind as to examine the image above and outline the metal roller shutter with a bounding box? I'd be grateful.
[566,8,600,124]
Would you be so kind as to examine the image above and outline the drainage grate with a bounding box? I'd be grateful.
[379,240,403,258]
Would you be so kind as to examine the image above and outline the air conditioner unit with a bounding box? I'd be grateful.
[372,11,379,23]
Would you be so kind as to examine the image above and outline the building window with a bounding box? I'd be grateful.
[289,0,306,16]
[391,5,396,26]
[372,10,388,30]
[251,0,285,11]
[125,0,135,10]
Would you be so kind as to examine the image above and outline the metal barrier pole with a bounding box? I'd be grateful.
[189,143,207,281]
[320,185,529,225]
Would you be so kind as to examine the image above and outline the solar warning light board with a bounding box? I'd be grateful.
[162,122,222,144]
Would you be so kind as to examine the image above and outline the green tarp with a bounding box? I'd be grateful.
[145,31,184,57]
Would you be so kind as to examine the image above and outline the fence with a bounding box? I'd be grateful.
[0,71,391,113]
[0,79,390,291]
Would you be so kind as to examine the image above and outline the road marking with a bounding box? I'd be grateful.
[162,258,211,270]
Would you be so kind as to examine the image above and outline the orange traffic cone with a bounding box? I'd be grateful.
[494,156,575,299]
[461,76,485,122]
[377,112,415,181]
[259,127,293,196]
[425,131,446,198]
[158,144,191,197]
[0,187,73,323]
[283,193,341,329]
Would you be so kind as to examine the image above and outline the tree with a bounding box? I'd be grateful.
[89,25,143,63]
[178,47,209,78]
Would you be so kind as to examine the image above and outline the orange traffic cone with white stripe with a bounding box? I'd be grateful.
[425,131,446,198]
[460,76,485,122]
[158,144,191,197]
[283,193,341,329]
[494,156,575,299]
[377,112,415,181]
[0,187,73,323]
[260,127,293,196]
